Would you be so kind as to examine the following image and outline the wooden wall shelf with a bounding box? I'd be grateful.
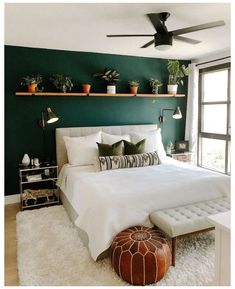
[15,92,185,98]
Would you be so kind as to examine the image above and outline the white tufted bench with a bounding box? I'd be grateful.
[150,197,230,266]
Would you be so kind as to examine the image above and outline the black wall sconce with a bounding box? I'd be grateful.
[159,106,182,126]
[39,107,59,161]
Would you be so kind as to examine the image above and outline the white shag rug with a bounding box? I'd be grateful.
[16,205,215,286]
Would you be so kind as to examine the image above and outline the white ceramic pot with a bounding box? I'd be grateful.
[167,84,178,95]
[22,154,30,166]
[107,85,116,94]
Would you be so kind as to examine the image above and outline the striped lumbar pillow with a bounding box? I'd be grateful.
[97,151,159,171]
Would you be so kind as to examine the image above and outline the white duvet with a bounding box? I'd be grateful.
[57,158,230,260]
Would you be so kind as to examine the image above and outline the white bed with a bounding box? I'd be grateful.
[56,124,230,261]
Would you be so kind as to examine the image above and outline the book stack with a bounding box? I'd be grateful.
[26,174,42,182]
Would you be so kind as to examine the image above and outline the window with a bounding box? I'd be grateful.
[198,63,230,174]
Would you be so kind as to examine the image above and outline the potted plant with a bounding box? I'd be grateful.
[20,74,42,93]
[94,68,120,94]
[82,83,91,94]
[167,60,189,95]
[50,74,73,93]
[128,80,140,94]
[149,78,163,94]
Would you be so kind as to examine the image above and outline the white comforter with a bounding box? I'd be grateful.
[57,159,230,260]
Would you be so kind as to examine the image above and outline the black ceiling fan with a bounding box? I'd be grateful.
[107,12,225,50]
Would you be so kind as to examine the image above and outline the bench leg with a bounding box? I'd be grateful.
[172,237,177,266]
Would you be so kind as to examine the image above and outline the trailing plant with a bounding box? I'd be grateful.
[167,60,189,85]
[149,78,163,93]
[128,80,140,87]
[94,68,120,85]
[149,78,162,88]
[50,74,73,92]
[20,74,42,86]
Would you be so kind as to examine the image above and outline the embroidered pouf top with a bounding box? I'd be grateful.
[111,226,171,285]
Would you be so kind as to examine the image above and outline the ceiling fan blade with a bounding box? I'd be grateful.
[141,39,155,48]
[171,20,225,36]
[107,34,153,37]
[147,13,165,33]
[174,35,201,44]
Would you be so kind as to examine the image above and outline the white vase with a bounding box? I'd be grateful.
[107,85,116,94]
[22,154,30,166]
[167,84,178,95]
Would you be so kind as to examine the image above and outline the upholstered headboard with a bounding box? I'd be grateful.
[56,124,158,171]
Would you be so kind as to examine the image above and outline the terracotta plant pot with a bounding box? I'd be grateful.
[130,86,138,94]
[27,84,37,93]
[82,84,91,94]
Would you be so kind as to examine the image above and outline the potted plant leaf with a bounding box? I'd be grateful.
[20,74,43,93]
[128,80,140,94]
[167,60,189,95]
[94,68,120,94]
[50,74,73,93]
[149,78,163,94]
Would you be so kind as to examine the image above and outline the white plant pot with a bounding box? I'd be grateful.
[107,85,116,94]
[167,84,178,95]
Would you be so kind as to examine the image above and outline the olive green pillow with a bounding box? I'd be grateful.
[123,139,146,155]
[97,140,123,156]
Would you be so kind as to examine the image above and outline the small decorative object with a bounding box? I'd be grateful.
[82,83,91,93]
[94,68,120,94]
[34,158,40,167]
[149,78,163,94]
[175,140,189,152]
[111,226,171,285]
[166,141,174,154]
[167,60,189,94]
[22,154,30,166]
[50,74,73,93]
[44,169,50,176]
[128,80,140,94]
[20,74,42,93]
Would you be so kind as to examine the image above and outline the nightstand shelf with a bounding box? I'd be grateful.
[19,164,60,210]
[21,178,58,184]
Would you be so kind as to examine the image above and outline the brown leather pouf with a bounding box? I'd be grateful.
[111,226,171,285]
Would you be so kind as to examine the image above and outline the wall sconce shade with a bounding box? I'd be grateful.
[46,107,59,124]
[172,106,182,119]
[40,107,59,128]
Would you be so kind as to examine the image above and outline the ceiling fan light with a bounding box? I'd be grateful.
[155,44,171,51]
[154,33,173,51]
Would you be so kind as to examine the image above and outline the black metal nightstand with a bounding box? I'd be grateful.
[19,164,60,210]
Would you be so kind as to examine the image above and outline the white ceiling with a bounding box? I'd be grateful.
[4,2,231,60]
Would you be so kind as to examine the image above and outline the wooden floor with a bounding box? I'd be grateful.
[5,203,20,286]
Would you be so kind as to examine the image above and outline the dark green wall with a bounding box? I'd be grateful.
[5,45,189,196]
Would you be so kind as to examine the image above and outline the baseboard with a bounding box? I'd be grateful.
[5,194,20,205]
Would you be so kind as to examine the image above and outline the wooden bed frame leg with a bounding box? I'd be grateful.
[172,237,177,266]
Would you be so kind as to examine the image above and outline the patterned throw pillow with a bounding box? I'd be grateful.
[123,139,146,155]
[96,140,123,156]
[97,151,159,171]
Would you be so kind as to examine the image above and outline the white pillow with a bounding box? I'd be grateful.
[101,132,131,144]
[63,131,101,166]
[130,128,166,158]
